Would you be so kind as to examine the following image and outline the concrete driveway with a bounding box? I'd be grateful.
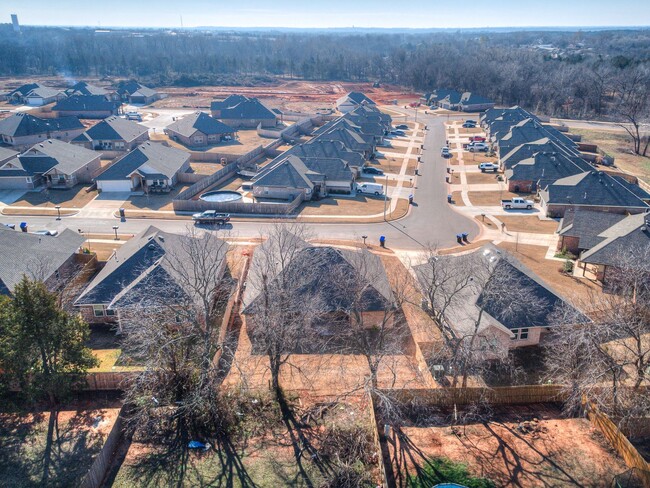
[0,189,26,206]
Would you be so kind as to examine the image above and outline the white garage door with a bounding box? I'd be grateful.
[98,180,131,192]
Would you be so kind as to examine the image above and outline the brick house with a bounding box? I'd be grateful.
[72,115,149,151]
[165,111,235,147]
[0,113,85,149]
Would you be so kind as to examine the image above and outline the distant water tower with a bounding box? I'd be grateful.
[11,14,20,33]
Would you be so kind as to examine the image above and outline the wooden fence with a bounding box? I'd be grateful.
[367,391,392,488]
[84,371,137,391]
[584,402,650,488]
[175,161,239,201]
[79,404,130,488]
[377,385,566,408]
[177,171,207,184]
[172,193,303,215]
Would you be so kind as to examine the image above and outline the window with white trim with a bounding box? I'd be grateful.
[92,305,105,317]
[106,308,116,316]
[511,328,530,340]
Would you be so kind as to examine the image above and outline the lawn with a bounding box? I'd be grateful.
[571,128,650,184]
[388,404,628,488]
[120,185,191,211]
[466,172,501,185]
[151,129,268,156]
[0,405,120,488]
[10,185,97,209]
[467,190,523,206]
[497,215,560,234]
[449,192,465,206]
[298,195,409,222]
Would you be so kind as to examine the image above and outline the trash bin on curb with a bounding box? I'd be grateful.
[379,235,386,248]
[119,208,125,220]
[447,194,452,203]
[462,232,469,242]
[20,222,28,232]
[408,194,414,204]
[456,234,463,244]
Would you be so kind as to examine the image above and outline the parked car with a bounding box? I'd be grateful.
[501,198,534,210]
[356,183,384,196]
[469,135,486,142]
[363,167,384,176]
[465,120,478,125]
[223,135,233,141]
[467,142,489,152]
[390,130,406,136]
[479,163,499,172]
[192,211,231,225]
[33,229,58,236]
[462,122,477,128]
[396,124,408,130]
[2,223,15,230]
[125,111,142,121]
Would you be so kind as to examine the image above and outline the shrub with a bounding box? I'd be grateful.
[562,260,574,274]
[408,457,495,488]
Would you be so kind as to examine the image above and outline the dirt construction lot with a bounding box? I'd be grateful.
[388,404,627,487]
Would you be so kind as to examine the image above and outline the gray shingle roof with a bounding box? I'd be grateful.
[281,140,366,169]
[73,115,148,143]
[117,81,157,98]
[580,213,650,266]
[0,113,84,138]
[253,155,316,189]
[506,151,592,184]
[75,225,228,308]
[558,208,627,250]
[459,92,494,105]
[219,98,276,120]
[310,127,371,153]
[66,81,110,97]
[0,228,84,295]
[54,95,121,112]
[5,83,41,98]
[166,112,235,138]
[25,86,64,100]
[540,171,650,210]
[210,94,250,111]
[337,92,377,107]
[96,141,189,181]
[20,139,99,175]
[0,147,19,164]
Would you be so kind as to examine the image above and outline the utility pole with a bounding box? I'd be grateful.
[383,174,389,221]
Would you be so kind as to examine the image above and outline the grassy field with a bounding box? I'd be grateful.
[572,128,650,184]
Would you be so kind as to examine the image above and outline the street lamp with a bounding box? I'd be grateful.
[361,235,368,246]
[55,205,61,220]
[112,225,119,241]
[79,228,91,252]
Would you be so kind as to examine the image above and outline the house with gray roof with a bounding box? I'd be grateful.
[74,225,228,328]
[3,83,41,103]
[0,227,85,296]
[0,139,101,189]
[72,115,150,151]
[346,104,392,131]
[65,81,118,100]
[414,244,588,356]
[504,150,593,193]
[54,95,122,119]
[210,95,276,128]
[539,170,650,217]
[575,212,650,285]
[2,83,66,106]
[557,208,627,255]
[95,141,190,193]
[425,89,461,108]
[116,81,161,105]
[278,140,366,175]
[310,126,375,159]
[243,234,394,342]
[0,113,85,148]
[458,92,495,112]
[497,119,578,157]
[165,111,235,147]
[336,92,377,114]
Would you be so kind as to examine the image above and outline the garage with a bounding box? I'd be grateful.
[97,179,132,193]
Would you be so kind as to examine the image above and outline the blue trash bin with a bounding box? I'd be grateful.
[379,235,386,247]
[20,222,28,232]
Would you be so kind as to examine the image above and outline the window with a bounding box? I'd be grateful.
[511,328,530,341]
[92,305,105,317]
[106,309,116,316]
[175,314,182,323]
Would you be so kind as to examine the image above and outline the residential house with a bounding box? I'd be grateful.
[53,95,122,119]
[242,235,395,339]
[3,83,66,106]
[336,92,377,114]
[0,139,101,189]
[504,151,592,193]
[252,155,354,200]
[65,81,119,101]
[0,113,85,148]
[210,95,276,128]
[278,140,366,175]
[322,116,386,145]
[497,118,578,158]
[72,115,149,151]
[165,111,235,147]
[457,92,495,112]
[74,226,228,329]
[117,81,161,105]
[95,141,190,193]
[426,89,461,108]
[309,127,375,159]
[539,170,650,217]
[577,212,650,285]
[557,208,627,255]
[0,227,85,296]
[414,244,588,356]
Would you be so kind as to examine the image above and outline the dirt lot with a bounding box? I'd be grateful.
[0,403,121,488]
[388,404,628,488]
[572,128,650,185]
[498,215,560,234]
[10,185,97,209]
[467,190,523,206]
[497,243,602,307]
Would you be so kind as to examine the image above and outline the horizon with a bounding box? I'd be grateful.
[2,0,650,30]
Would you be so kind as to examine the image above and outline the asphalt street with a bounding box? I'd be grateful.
[0,110,479,251]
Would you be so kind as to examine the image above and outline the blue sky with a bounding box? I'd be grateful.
[2,0,649,28]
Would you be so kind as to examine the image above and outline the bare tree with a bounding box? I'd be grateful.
[119,227,234,440]
[613,66,650,156]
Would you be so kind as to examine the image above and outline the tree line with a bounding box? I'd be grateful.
[1,25,649,120]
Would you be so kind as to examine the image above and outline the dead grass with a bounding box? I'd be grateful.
[449,192,465,206]
[10,185,97,208]
[474,215,498,230]
[85,241,125,261]
[2,207,77,217]
[572,128,650,185]
[438,239,493,255]
[466,172,501,185]
[151,129,266,156]
[467,190,523,206]
[357,176,413,188]
[389,404,628,488]
[120,185,191,211]
[298,196,409,222]
[498,215,560,234]
[497,243,602,305]
[189,162,220,175]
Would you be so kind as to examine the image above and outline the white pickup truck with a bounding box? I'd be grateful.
[501,197,534,210]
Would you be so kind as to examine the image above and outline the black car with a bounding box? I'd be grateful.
[462,122,476,128]
[363,167,384,175]
[396,124,408,130]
